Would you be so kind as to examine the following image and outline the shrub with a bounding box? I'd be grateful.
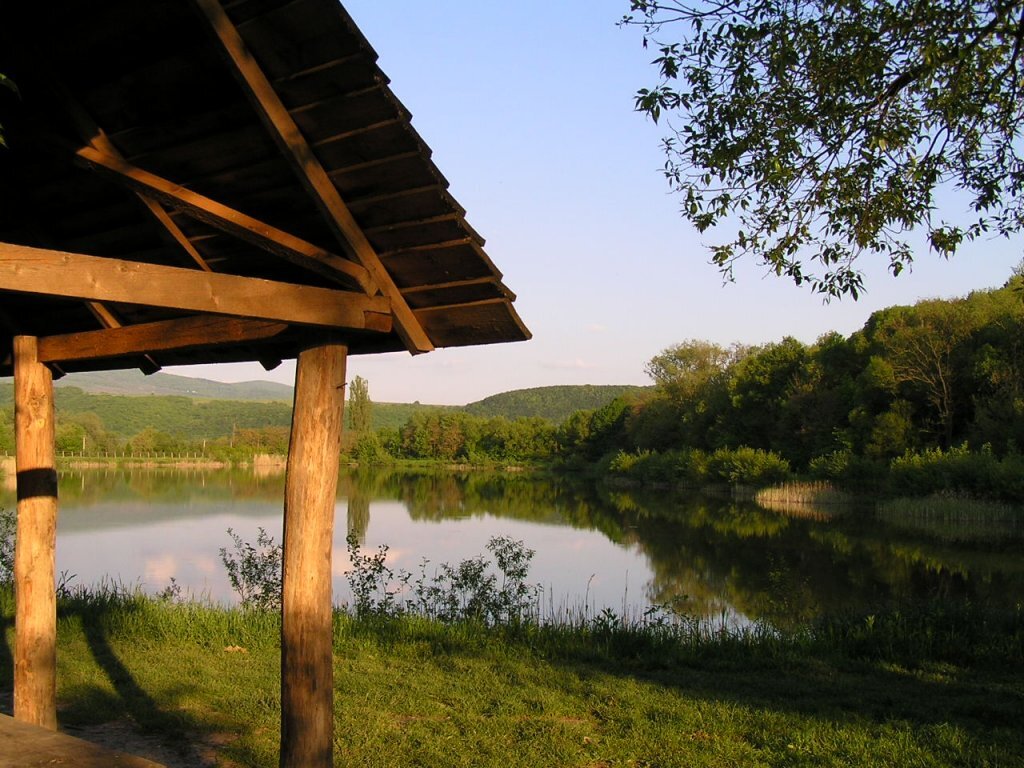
[345,533,402,617]
[809,449,887,490]
[219,527,283,611]
[607,449,650,476]
[670,448,710,486]
[343,533,541,625]
[888,445,1024,502]
[707,446,791,486]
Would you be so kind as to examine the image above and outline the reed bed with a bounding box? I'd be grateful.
[754,481,853,518]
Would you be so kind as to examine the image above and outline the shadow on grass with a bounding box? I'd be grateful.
[342,612,1024,762]
[6,588,1022,766]
[55,599,272,767]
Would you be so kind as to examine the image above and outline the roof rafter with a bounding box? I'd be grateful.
[413,297,510,316]
[74,145,376,294]
[401,277,511,297]
[192,0,434,354]
[0,243,392,331]
[363,212,462,235]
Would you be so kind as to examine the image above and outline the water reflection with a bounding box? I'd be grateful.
[6,467,1021,628]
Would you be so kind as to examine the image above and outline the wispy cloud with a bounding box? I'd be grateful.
[144,555,177,583]
[585,324,607,333]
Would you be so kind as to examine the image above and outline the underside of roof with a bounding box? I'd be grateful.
[0,0,529,376]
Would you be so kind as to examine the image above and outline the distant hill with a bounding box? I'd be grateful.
[55,370,295,402]
[464,385,649,422]
[0,371,648,438]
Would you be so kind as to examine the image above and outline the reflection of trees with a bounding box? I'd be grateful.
[42,468,1024,628]
[602,487,1024,628]
[46,467,285,508]
[345,470,1024,629]
[346,491,370,544]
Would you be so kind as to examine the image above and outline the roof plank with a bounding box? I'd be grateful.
[192,0,434,354]
[0,243,392,331]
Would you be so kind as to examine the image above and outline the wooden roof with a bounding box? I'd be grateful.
[0,0,529,376]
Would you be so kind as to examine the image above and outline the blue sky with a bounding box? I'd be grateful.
[169,0,1022,404]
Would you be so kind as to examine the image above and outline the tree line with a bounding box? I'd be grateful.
[378,267,1024,500]
[564,269,1024,499]
[1,271,1021,499]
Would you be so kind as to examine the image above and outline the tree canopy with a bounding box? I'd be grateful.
[624,0,1024,298]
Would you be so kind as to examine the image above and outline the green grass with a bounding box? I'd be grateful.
[1,587,1022,767]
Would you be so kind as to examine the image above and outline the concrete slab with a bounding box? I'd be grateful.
[0,714,166,768]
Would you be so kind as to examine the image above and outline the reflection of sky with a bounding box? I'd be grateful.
[56,496,656,618]
[359,502,650,619]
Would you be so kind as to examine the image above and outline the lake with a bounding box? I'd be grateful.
[4,467,1023,628]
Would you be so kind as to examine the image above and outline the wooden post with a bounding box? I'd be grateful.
[12,336,58,730]
[280,343,347,768]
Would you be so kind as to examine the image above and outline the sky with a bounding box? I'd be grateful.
[167,0,1022,405]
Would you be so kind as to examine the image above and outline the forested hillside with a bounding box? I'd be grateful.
[463,385,648,421]
[56,370,294,401]
[0,385,452,447]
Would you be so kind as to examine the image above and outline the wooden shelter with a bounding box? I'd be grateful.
[0,1,528,765]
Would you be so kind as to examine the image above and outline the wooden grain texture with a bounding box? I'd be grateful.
[37,316,291,364]
[192,0,435,354]
[280,343,347,768]
[12,336,58,731]
[0,243,390,330]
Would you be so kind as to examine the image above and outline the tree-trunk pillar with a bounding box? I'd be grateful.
[12,335,58,730]
[281,343,347,768]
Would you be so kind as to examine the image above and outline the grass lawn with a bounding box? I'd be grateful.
[2,591,1022,767]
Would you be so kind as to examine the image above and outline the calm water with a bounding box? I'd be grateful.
[5,467,1023,627]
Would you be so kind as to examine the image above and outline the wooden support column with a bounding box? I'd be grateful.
[12,336,58,730]
[281,343,347,768]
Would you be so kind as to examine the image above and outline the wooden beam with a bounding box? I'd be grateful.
[139,200,214,273]
[37,316,292,364]
[13,336,58,731]
[84,303,161,374]
[281,343,347,768]
[74,146,375,294]
[0,243,392,330]
[192,0,434,354]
